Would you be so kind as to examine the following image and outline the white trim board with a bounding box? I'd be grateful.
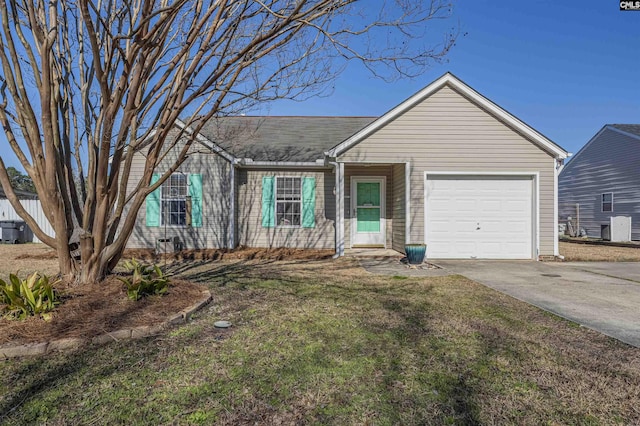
[553,158,559,256]
[327,73,568,160]
[405,162,411,245]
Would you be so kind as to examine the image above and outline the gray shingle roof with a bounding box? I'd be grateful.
[611,124,640,137]
[195,116,376,162]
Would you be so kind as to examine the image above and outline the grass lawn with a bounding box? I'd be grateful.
[1,258,639,425]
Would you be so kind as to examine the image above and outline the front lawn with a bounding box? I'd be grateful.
[1,258,638,424]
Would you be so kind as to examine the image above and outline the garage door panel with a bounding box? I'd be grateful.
[478,242,502,256]
[452,242,476,257]
[479,200,501,213]
[452,198,476,209]
[480,220,502,233]
[426,176,533,259]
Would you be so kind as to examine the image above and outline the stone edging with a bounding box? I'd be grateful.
[0,290,212,359]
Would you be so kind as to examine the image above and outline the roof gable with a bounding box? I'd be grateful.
[561,124,640,175]
[327,72,568,159]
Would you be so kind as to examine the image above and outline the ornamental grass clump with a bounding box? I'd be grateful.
[118,259,169,301]
[0,272,60,321]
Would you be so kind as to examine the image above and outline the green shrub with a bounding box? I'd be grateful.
[0,272,60,320]
[118,259,169,301]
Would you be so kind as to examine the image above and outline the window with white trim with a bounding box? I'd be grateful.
[602,192,613,212]
[276,177,301,226]
[161,174,188,225]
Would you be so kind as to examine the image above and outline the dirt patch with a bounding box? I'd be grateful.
[0,276,205,345]
[560,241,640,262]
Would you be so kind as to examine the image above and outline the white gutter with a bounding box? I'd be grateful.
[238,159,328,168]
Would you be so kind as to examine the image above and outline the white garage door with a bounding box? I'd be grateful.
[425,175,534,259]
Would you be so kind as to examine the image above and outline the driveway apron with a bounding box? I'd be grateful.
[436,260,640,348]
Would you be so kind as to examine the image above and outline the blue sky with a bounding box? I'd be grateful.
[1,1,638,170]
[268,0,640,158]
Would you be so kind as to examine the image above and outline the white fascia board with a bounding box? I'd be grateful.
[328,73,568,160]
[174,118,235,163]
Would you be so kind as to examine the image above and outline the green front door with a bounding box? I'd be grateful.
[353,179,385,246]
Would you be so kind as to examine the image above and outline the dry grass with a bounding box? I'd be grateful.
[560,241,640,262]
[2,246,640,424]
[0,243,58,279]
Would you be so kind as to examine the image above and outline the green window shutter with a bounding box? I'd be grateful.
[189,174,203,228]
[146,173,161,227]
[262,176,275,228]
[302,177,316,228]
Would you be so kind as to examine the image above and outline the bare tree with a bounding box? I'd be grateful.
[0,0,456,284]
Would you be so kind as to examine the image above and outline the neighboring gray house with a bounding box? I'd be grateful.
[559,124,640,240]
[126,73,569,259]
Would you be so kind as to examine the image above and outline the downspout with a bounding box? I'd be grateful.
[327,160,344,258]
[229,160,237,249]
[553,157,564,257]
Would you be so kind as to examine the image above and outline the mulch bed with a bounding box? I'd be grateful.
[0,276,205,345]
[2,247,335,346]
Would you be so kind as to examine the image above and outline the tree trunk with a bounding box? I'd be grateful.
[79,259,105,285]
[56,246,78,281]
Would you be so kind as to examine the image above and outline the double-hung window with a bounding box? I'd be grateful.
[275,177,301,226]
[602,192,613,212]
[161,174,188,226]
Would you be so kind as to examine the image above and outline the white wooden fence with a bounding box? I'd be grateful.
[0,199,55,243]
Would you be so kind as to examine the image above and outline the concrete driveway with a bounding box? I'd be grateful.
[436,260,640,348]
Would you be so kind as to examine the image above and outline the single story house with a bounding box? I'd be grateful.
[126,73,569,259]
[559,124,640,240]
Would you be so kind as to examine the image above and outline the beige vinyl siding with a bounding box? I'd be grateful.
[559,127,640,240]
[392,164,406,253]
[125,129,232,249]
[236,168,335,249]
[344,165,393,248]
[338,84,557,256]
